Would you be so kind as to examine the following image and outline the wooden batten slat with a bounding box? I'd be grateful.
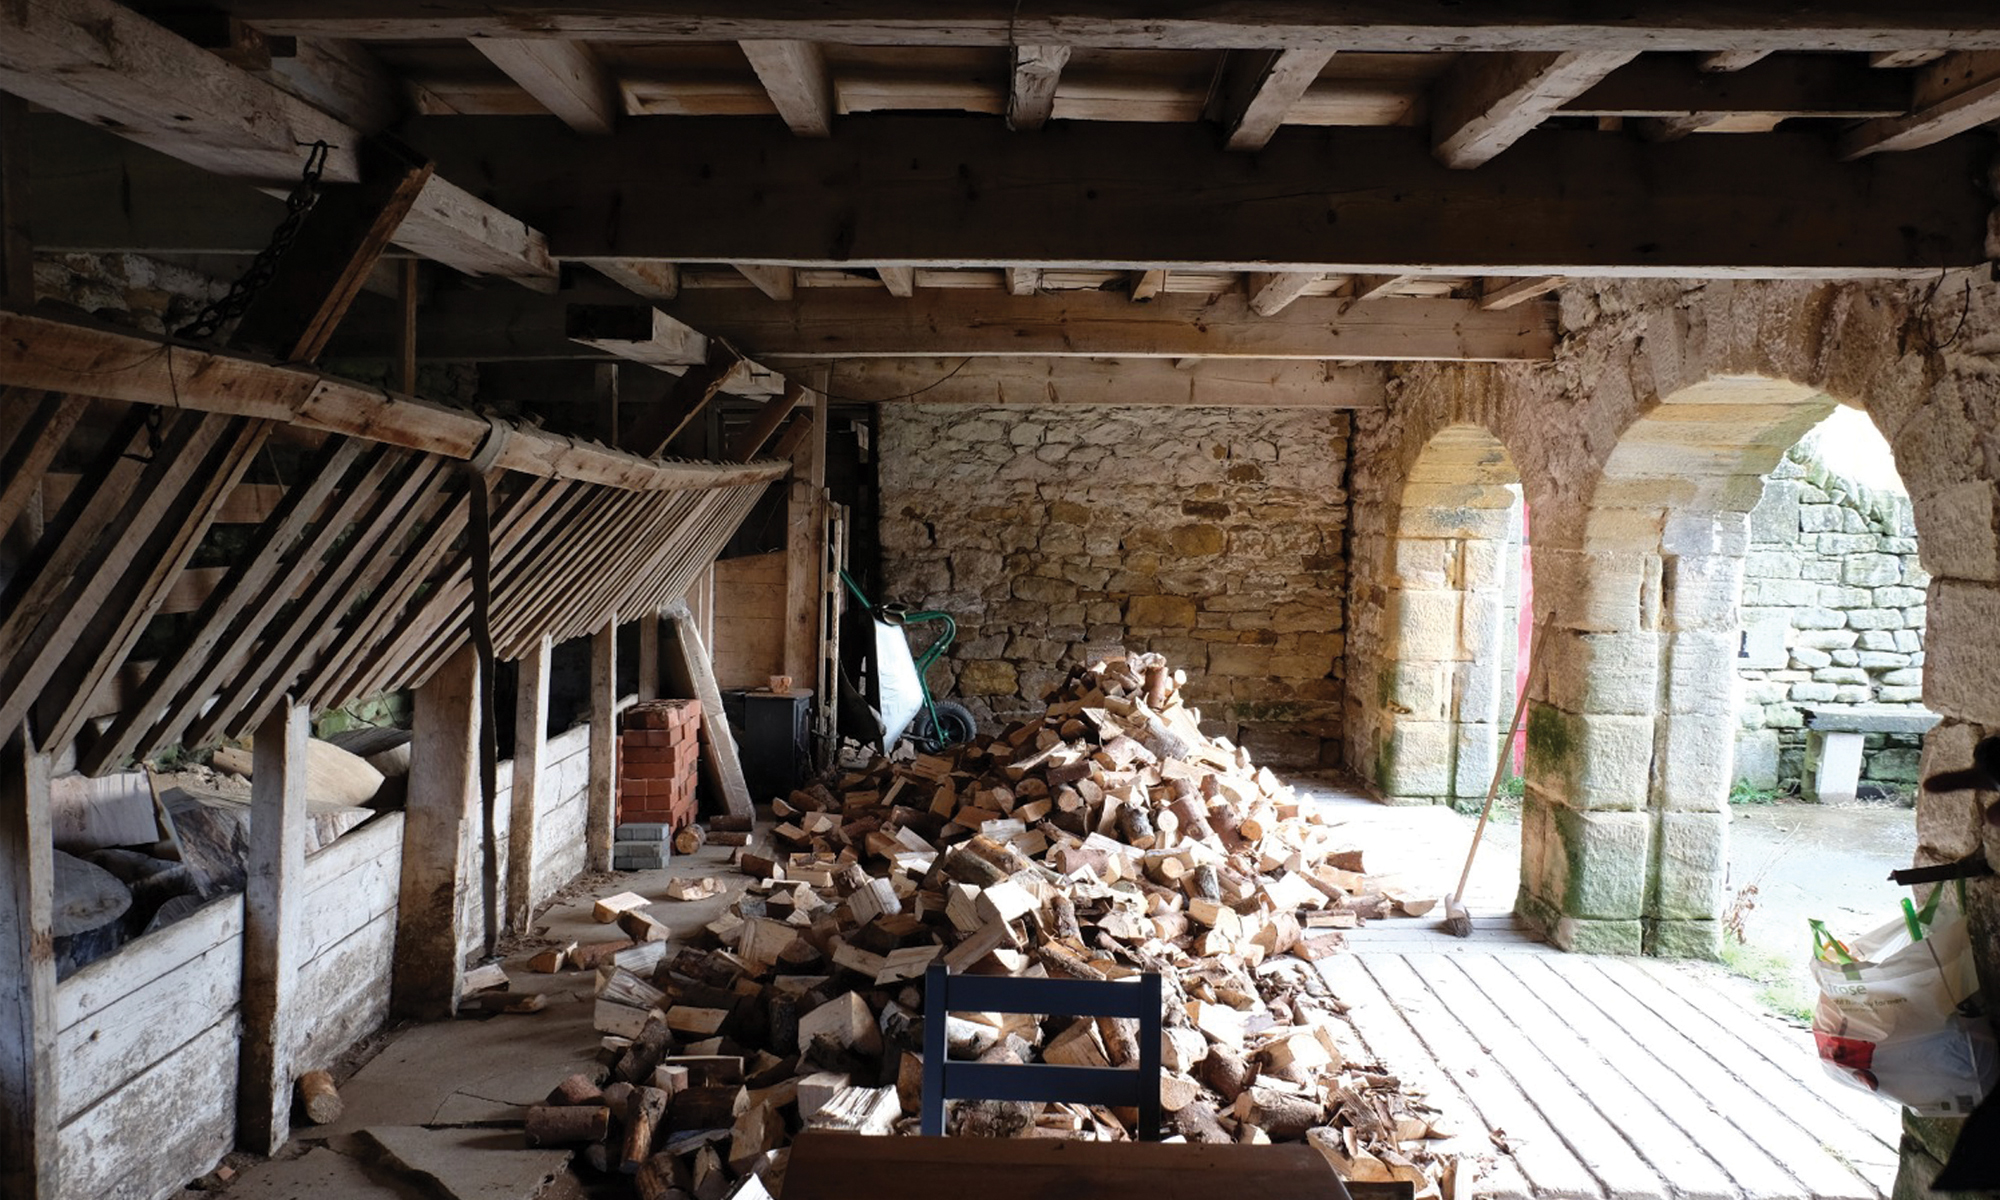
[42,417,274,753]
[572,491,720,639]
[489,487,636,650]
[0,312,788,492]
[186,453,447,746]
[553,494,700,640]
[84,436,367,774]
[0,411,223,744]
[0,393,87,541]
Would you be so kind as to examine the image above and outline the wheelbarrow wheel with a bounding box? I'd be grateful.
[911,700,977,753]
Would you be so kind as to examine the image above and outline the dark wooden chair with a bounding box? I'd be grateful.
[921,962,1163,1138]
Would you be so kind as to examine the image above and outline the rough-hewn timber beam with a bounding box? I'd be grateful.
[219,4,2000,53]
[803,357,1387,407]
[1007,45,1070,131]
[566,304,709,368]
[401,117,1993,277]
[663,291,1555,362]
[1841,51,2000,158]
[0,0,554,284]
[473,39,619,134]
[1246,271,1321,316]
[0,312,786,490]
[1431,51,1637,167]
[740,40,834,136]
[1210,48,1337,152]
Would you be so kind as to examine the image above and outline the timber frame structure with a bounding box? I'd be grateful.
[5,4,2000,1200]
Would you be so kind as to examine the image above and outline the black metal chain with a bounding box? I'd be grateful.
[175,140,334,343]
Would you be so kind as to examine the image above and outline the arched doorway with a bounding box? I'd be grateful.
[1374,425,1526,807]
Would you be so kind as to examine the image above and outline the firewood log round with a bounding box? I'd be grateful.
[674,825,706,855]
[1170,1102,1233,1144]
[1118,806,1155,850]
[1049,892,1081,941]
[297,1070,343,1124]
[547,1073,605,1107]
[525,1104,610,1145]
[1186,864,1221,904]
[1200,1048,1250,1102]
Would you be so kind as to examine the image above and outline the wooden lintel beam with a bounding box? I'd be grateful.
[1432,50,1638,167]
[740,40,833,137]
[0,0,554,284]
[735,263,797,301]
[0,311,789,489]
[220,7,2000,55]
[1211,47,1337,152]
[877,265,916,297]
[803,357,1388,408]
[566,303,710,368]
[1247,270,1321,316]
[473,38,618,134]
[1007,44,1071,132]
[663,289,1554,362]
[403,118,1994,277]
[231,135,435,362]
[1479,275,1565,309]
[1697,50,1773,72]
[1841,51,2000,158]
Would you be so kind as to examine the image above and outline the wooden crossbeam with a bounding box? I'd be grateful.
[1130,269,1167,302]
[735,263,798,300]
[1351,274,1415,300]
[1007,44,1071,132]
[402,117,1993,276]
[1479,275,1565,309]
[808,357,1387,407]
[1210,48,1337,152]
[876,265,916,297]
[741,40,834,136]
[224,6,2000,53]
[1432,51,1637,167]
[474,39,618,134]
[730,383,809,461]
[1841,51,2000,158]
[231,135,435,362]
[0,0,553,284]
[566,304,710,367]
[1245,271,1321,316]
[587,259,681,301]
[665,289,1554,362]
[0,312,791,490]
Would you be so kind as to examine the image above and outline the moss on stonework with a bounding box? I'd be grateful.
[1374,738,1397,796]
[1527,703,1573,764]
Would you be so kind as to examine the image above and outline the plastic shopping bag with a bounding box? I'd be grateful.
[1809,883,1998,1116]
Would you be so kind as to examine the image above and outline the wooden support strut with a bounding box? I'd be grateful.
[239,700,309,1153]
[507,634,552,932]
[394,644,479,1020]
[0,723,56,1200]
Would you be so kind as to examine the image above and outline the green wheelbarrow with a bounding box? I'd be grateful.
[837,570,976,754]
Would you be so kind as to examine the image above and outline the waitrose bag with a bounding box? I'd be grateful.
[1810,883,1997,1116]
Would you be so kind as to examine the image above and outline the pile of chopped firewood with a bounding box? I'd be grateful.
[523,653,1463,1200]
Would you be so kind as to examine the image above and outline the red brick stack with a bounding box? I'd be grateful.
[617,699,701,829]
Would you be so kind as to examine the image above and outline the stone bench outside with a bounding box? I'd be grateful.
[1801,705,1940,803]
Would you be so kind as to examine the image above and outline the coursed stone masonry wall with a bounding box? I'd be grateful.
[1737,451,1928,792]
[877,405,1349,768]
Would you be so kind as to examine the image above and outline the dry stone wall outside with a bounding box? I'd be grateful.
[877,405,1349,768]
[1737,452,1927,792]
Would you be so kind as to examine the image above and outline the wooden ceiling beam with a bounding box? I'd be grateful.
[1561,53,1911,119]
[1871,50,1949,69]
[660,290,1554,362]
[1130,270,1167,302]
[740,40,834,137]
[472,39,619,134]
[0,0,554,285]
[1432,51,1638,167]
[876,265,916,297]
[220,4,2000,53]
[1696,50,1773,72]
[1210,47,1337,152]
[1840,51,2000,158]
[804,357,1387,407]
[588,259,681,301]
[1479,275,1565,309]
[566,304,710,368]
[403,117,1994,277]
[1246,271,1321,317]
[1007,44,1071,132]
[735,263,798,300]
[1006,267,1041,296]
[0,311,790,489]
[1351,274,1415,300]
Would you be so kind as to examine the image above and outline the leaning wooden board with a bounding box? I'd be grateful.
[660,600,754,822]
[783,1132,1365,1200]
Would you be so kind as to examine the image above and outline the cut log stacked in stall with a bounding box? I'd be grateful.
[541,654,1465,1200]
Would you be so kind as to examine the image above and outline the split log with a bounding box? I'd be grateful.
[595,891,652,922]
[671,1085,749,1131]
[1170,1102,1232,1143]
[623,1086,670,1172]
[547,1073,605,1107]
[1236,1085,1321,1139]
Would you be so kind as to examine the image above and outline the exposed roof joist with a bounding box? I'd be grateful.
[808,357,1387,408]
[402,117,1993,277]
[218,4,2000,53]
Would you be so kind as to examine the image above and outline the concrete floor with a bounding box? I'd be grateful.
[192,784,1916,1200]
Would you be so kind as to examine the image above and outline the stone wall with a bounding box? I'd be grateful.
[1736,450,1928,792]
[877,405,1349,768]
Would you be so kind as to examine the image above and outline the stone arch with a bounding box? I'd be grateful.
[1373,425,1526,806]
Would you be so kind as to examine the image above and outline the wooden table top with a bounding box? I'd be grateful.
[783,1131,1354,1200]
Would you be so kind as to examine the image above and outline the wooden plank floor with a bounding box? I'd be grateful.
[1321,948,1900,1200]
[1293,779,1900,1200]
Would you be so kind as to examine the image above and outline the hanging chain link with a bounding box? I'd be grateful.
[175,140,333,343]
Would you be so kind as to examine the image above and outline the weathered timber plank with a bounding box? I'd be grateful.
[239,702,309,1152]
[0,312,789,491]
[393,645,478,1020]
[1,728,57,1200]
[399,118,1993,277]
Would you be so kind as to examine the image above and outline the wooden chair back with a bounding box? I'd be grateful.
[921,963,1163,1138]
